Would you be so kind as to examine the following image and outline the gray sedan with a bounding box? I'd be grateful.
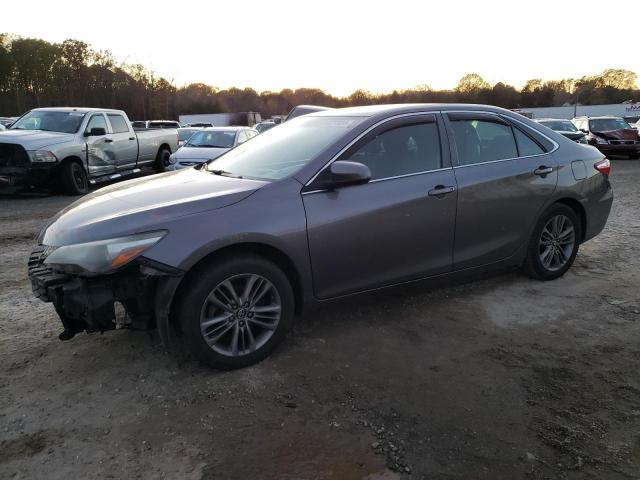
[29,104,613,369]
[168,126,258,170]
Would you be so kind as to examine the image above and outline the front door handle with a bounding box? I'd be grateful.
[104,138,114,143]
[428,185,456,197]
[129,137,135,141]
[534,166,553,176]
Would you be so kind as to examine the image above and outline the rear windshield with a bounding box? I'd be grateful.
[539,120,577,132]
[590,118,631,131]
[187,130,237,148]
[205,116,362,181]
[11,110,86,133]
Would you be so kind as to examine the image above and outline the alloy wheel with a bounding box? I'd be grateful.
[538,214,575,272]
[199,273,281,357]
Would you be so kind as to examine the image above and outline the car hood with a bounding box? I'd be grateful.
[0,130,75,149]
[175,146,230,161]
[39,168,267,246]
[558,131,586,141]
[592,129,640,141]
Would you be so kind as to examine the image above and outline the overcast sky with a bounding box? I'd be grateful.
[2,0,637,96]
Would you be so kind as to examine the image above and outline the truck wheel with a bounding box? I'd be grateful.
[177,254,295,369]
[61,161,89,195]
[154,148,171,173]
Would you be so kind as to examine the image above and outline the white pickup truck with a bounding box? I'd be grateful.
[0,107,178,195]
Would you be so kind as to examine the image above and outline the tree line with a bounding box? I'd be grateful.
[0,33,638,120]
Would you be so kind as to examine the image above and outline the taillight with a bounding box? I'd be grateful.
[594,158,610,175]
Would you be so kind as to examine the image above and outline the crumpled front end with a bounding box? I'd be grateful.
[28,245,184,344]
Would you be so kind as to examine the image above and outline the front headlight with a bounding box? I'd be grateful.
[28,150,58,163]
[577,136,588,144]
[44,231,167,275]
[595,136,608,145]
[169,153,177,164]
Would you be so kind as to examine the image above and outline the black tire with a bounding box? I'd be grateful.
[154,148,171,173]
[176,254,294,369]
[523,203,581,281]
[60,161,89,195]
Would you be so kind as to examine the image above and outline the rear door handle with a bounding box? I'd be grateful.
[428,185,456,197]
[104,138,113,143]
[129,137,135,141]
[534,166,553,176]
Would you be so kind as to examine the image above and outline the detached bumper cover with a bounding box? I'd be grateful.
[28,245,184,344]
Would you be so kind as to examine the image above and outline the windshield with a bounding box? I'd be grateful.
[178,129,199,141]
[187,130,236,148]
[590,118,631,131]
[11,110,86,133]
[205,116,361,180]
[540,120,578,132]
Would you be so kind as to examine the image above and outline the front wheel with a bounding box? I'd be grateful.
[154,148,171,173]
[523,204,581,281]
[60,161,89,195]
[177,255,295,369]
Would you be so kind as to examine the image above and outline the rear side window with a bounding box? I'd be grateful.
[339,122,442,180]
[108,114,129,134]
[449,119,517,166]
[513,128,544,156]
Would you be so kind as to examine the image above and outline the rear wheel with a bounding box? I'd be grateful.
[60,161,89,195]
[177,255,294,369]
[523,204,581,280]
[154,148,171,173]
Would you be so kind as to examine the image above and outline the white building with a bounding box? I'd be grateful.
[520,102,640,121]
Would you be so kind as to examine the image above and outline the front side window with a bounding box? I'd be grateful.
[107,114,129,134]
[339,122,442,180]
[86,114,107,133]
[449,119,517,166]
[11,110,86,133]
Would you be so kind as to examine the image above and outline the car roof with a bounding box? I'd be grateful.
[202,126,253,131]
[535,118,572,122]
[30,107,125,114]
[309,103,526,119]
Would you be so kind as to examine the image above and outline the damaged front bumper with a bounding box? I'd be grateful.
[28,245,184,345]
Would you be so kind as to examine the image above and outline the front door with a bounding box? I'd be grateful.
[84,113,117,177]
[444,112,558,270]
[303,114,458,299]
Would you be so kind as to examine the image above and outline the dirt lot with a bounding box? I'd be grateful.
[1,160,639,480]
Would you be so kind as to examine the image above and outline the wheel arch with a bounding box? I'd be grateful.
[157,143,173,155]
[170,242,304,327]
[554,197,587,242]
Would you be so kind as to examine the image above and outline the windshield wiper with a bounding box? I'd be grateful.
[190,144,228,148]
[209,169,242,178]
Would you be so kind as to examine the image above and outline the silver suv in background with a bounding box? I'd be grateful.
[535,118,588,143]
[168,126,258,170]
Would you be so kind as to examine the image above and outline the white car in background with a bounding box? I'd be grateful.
[168,126,258,170]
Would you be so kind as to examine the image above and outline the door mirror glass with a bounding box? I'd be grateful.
[85,127,106,137]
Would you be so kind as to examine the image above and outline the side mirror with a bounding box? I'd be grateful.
[327,161,371,189]
[85,127,106,137]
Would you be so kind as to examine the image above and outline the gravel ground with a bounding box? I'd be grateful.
[1,160,639,480]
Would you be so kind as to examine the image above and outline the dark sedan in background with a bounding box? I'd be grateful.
[572,116,640,159]
[28,104,613,369]
[535,118,588,144]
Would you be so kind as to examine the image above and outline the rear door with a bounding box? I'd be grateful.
[106,113,138,168]
[302,113,458,299]
[444,112,558,270]
[84,113,117,176]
